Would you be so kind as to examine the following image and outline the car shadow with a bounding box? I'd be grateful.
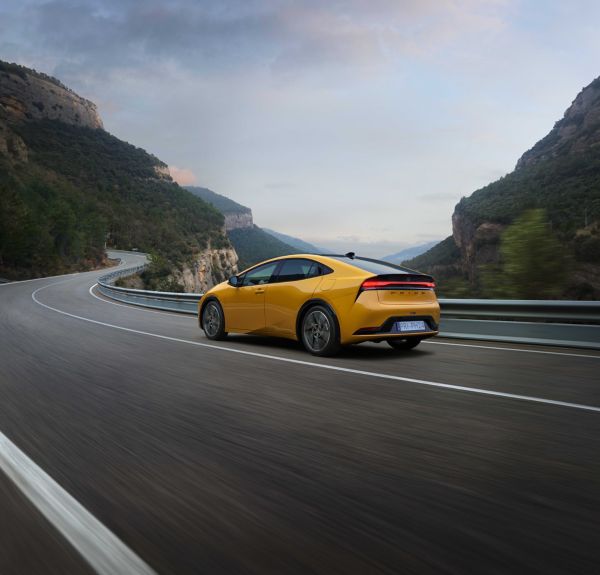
[223,334,434,362]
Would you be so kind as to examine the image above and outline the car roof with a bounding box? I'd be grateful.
[239,253,419,276]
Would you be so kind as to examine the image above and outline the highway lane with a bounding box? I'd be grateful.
[1,254,600,574]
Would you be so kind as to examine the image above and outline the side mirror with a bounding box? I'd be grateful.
[228,275,240,287]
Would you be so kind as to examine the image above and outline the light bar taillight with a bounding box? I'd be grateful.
[360,278,436,290]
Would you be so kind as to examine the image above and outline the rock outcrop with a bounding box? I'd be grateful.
[0,61,103,129]
[186,186,254,230]
[174,243,239,293]
[224,211,253,231]
[451,210,505,281]
[516,77,600,169]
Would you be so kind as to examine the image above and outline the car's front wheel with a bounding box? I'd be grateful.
[300,305,341,356]
[387,338,421,351]
[201,300,228,340]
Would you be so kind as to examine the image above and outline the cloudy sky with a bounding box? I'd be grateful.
[2,0,599,256]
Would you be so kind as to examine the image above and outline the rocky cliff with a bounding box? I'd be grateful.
[176,244,238,292]
[0,61,103,129]
[224,211,253,231]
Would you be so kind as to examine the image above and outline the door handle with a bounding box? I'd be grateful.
[254,288,265,294]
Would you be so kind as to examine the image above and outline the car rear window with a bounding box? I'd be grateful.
[325,256,411,275]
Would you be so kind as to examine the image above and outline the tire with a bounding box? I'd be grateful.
[201,300,228,340]
[387,338,421,351]
[300,305,341,357]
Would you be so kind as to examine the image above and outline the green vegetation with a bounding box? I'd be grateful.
[0,61,28,80]
[480,210,568,299]
[228,225,296,270]
[139,253,186,292]
[455,151,600,239]
[0,119,228,279]
[405,145,600,299]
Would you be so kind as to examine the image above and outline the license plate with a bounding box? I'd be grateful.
[393,320,427,333]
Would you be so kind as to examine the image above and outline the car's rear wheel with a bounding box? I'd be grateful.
[300,305,341,357]
[387,338,421,350]
[202,300,227,340]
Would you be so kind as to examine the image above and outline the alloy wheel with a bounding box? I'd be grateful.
[203,302,221,337]
[302,309,331,353]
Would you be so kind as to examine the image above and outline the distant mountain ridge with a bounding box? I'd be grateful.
[262,229,327,254]
[382,241,440,265]
[186,186,253,231]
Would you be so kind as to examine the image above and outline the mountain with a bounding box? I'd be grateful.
[0,60,237,290]
[406,76,600,299]
[262,229,326,254]
[382,241,440,265]
[186,186,253,230]
[228,226,297,270]
[186,186,299,269]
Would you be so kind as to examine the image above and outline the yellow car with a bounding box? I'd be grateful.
[198,253,440,356]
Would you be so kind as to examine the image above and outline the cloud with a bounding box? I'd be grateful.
[4,0,599,249]
[169,165,197,186]
[7,0,513,83]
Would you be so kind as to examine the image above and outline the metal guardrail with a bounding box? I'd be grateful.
[98,261,201,314]
[439,299,600,323]
[96,262,600,350]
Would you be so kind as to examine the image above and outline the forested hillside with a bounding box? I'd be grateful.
[0,61,235,287]
[405,76,600,299]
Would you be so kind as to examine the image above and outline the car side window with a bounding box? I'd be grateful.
[306,262,332,278]
[241,262,279,286]
[274,259,331,283]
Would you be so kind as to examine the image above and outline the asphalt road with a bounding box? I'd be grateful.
[1,253,600,574]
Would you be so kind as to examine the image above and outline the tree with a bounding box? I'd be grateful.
[480,209,568,299]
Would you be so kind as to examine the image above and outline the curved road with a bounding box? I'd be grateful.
[1,253,600,574]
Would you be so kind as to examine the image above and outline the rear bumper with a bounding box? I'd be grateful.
[350,330,438,344]
[349,315,438,343]
[338,296,441,344]
[353,315,438,335]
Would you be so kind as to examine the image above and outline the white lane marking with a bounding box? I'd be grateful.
[32,282,600,414]
[0,431,156,575]
[89,284,195,319]
[424,339,600,360]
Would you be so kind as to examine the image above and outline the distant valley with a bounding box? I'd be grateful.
[382,241,440,266]
[186,186,327,269]
[2,59,599,299]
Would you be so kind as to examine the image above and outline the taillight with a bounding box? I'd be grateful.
[359,274,435,292]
